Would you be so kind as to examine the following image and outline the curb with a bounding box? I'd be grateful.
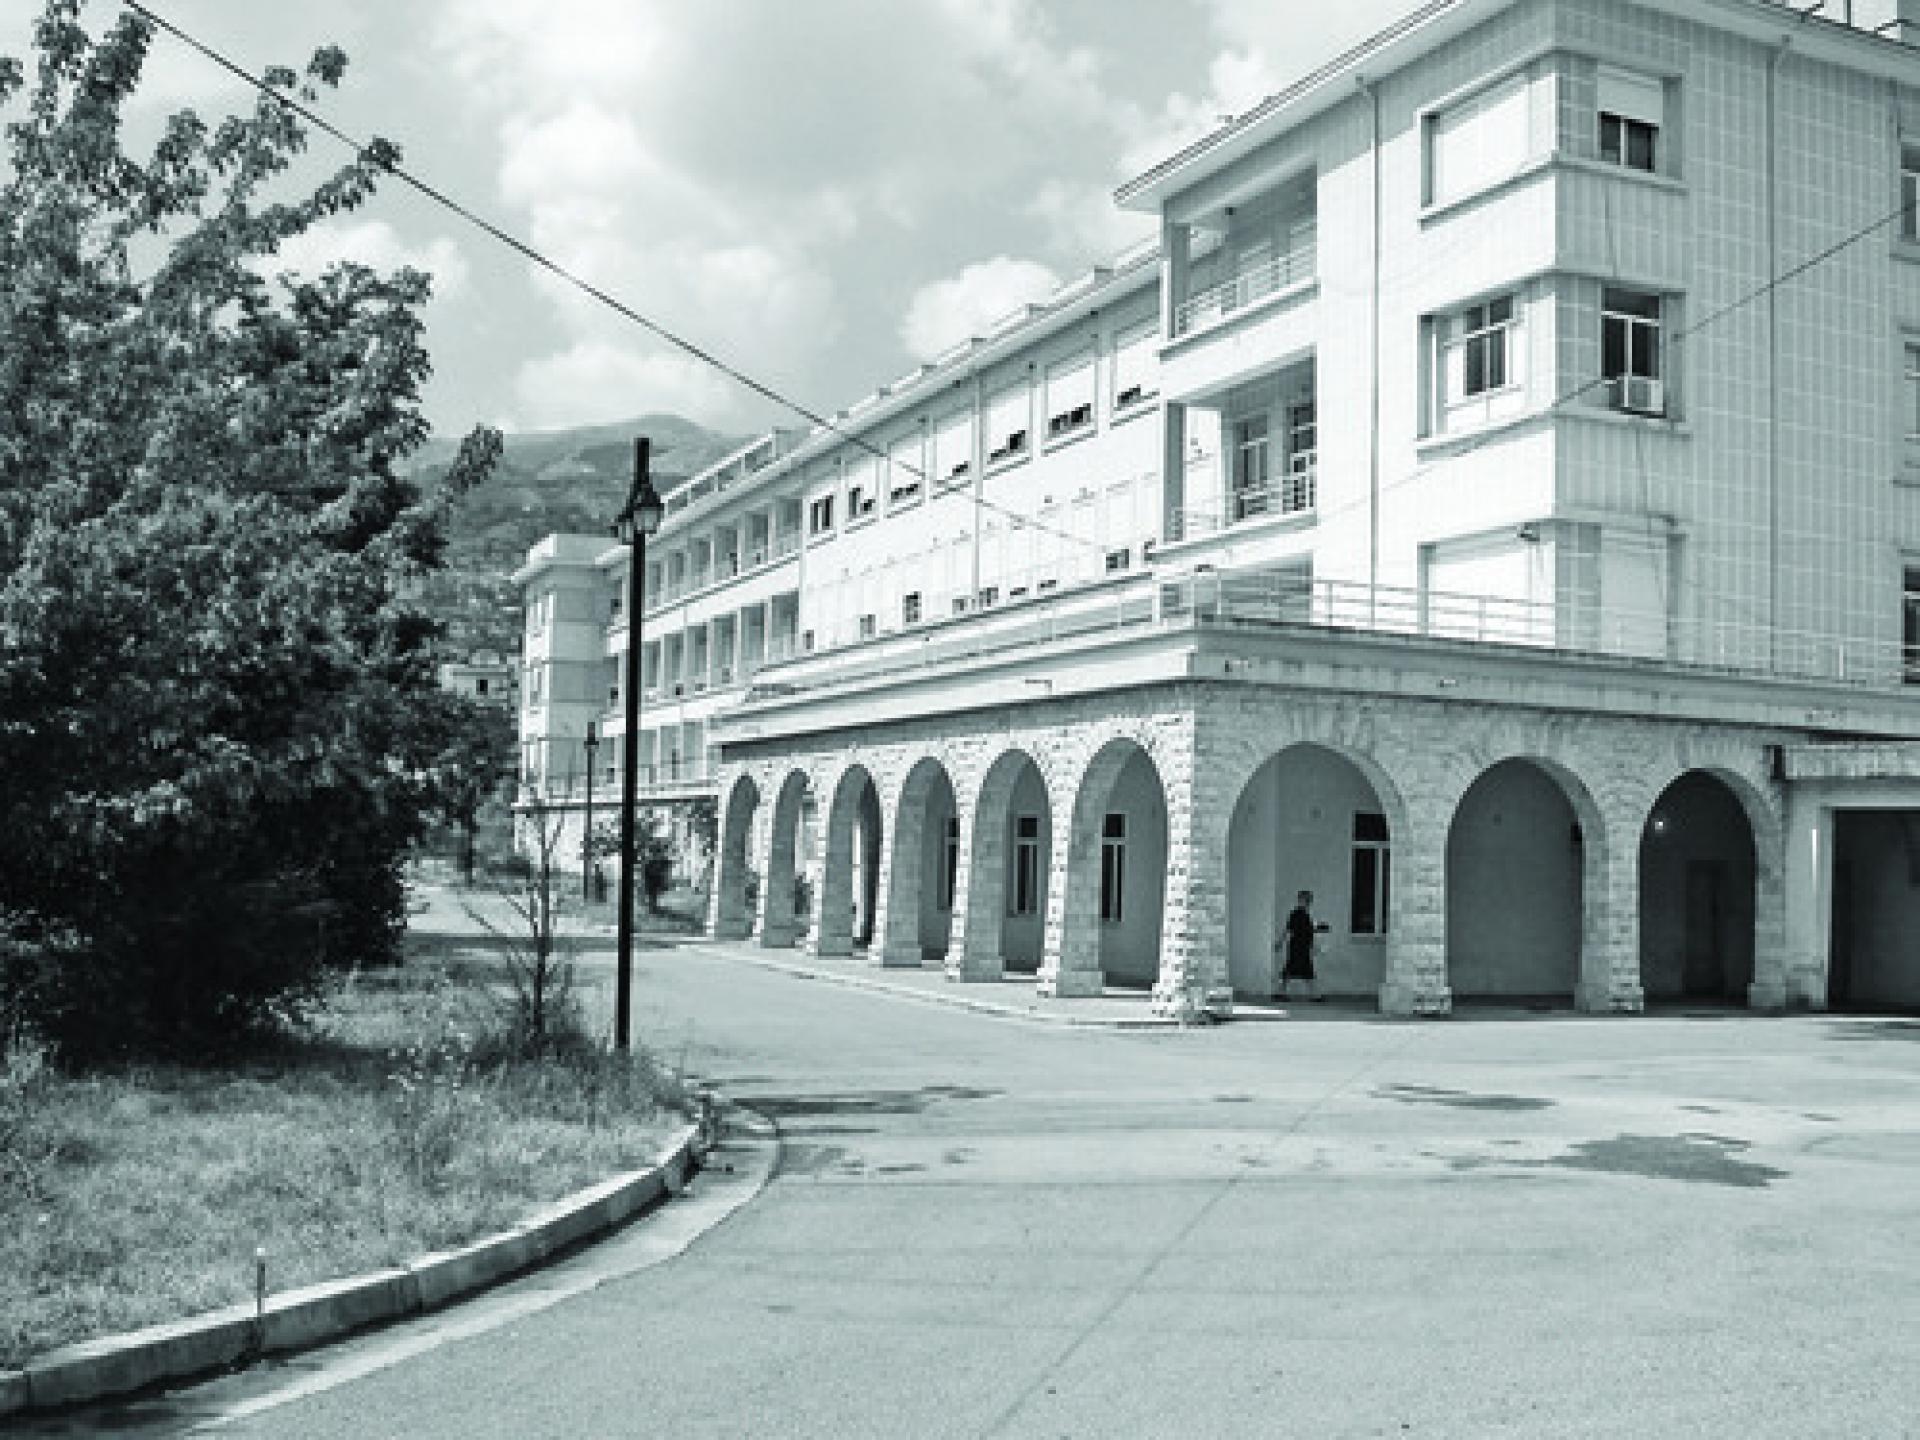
[0,1122,702,1418]
[725,948,1184,1030]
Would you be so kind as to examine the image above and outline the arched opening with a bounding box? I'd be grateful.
[817,764,883,957]
[761,769,814,949]
[1445,758,1589,1002]
[1055,740,1169,994]
[1639,771,1758,1004]
[712,774,760,940]
[1226,743,1397,1000]
[961,750,1050,977]
[882,758,958,967]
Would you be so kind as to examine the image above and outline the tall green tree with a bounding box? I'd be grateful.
[0,2,500,1061]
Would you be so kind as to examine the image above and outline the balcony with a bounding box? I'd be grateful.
[1173,225,1317,338]
[1169,455,1317,543]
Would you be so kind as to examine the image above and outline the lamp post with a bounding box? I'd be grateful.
[581,720,599,901]
[612,437,663,1051]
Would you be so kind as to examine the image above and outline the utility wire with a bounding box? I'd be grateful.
[117,0,1111,556]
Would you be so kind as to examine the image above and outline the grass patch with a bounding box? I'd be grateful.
[0,955,685,1370]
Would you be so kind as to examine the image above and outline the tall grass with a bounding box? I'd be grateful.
[0,959,684,1369]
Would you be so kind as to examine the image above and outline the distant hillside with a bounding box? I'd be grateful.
[414,414,741,662]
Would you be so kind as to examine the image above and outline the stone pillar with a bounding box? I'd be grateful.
[1379,804,1452,1016]
[1153,718,1229,1020]
[1162,402,1187,541]
[950,783,1007,983]
[1577,801,1644,1013]
[759,787,799,949]
[1769,787,1831,1009]
[874,780,928,968]
[808,781,856,959]
[1038,771,1102,999]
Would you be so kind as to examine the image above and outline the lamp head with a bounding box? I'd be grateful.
[613,436,664,542]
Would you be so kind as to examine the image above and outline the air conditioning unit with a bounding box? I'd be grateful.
[1614,375,1665,416]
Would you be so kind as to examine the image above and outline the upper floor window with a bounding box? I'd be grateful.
[986,383,1029,464]
[1902,140,1920,242]
[1112,324,1158,411]
[887,439,922,507]
[1045,352,1095,441]
[1428,74,1532,207]
[1350,813,1391,935]
[1906,565,1920,684]
[807,494,835,535]
[1099,813,1127,923]
[935,411,973,488]
[1602,288,1665,415]
[848,481,876,522]
[1430,291,1523,432]
[1906,343,1920,442]
[1597,67,1664,175]
[902,591,922,626]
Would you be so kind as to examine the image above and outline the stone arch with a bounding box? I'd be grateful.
[958,747,1051,979]
[1445,754,1608,1004]
[1044,736,1171,998]
[711,772,760,940]
[814,762,883,957]
[1223,740,1410,1003]
[1638,765,1773,1005]
[878,756,959,968]
[761,767,814,949]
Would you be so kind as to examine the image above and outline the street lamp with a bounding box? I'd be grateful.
[581,719,599,901]
[612,437,664,1051]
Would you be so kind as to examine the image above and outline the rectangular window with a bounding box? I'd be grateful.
[1099,813,1126,923]
[939,816,961,909]
[887,439,922,507]
[1602,288,1664,414]
[1903,142,1920,242]
[1011,815,1041,916]
[1433,292,1522,432]
[978,585,1000,608]
[848,484,875,521]
[1906,343,1920,441]
[858,613,877,640]
[1597,67,1664,174]
[808,494,835,535]
[935,410,974,488]
[1233,414,1271,519]
[1428,74,1531,206]
[1905,566,1920,685]
[1283,402,1318,514]
[1350,812,1391,935]
[986,384,1029,463]
[1112,324,1158,410]
[1045,352,1095,440]
[902,591,922,625]
[1104,547,1131,574]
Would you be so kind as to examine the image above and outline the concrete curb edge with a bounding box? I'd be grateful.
[1,1121,702,1418]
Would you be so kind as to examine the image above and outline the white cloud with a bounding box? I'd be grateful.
[900,257,1062,362]
[514,341,743,431]
[1025,180,1157,264]
[266,219,471,300]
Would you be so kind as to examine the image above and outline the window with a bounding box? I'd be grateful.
[1233,415,1270,519]
[1906,566,1920,684]
[1350,813,1391,935]
[1112,324,1158,410]
[1428,74,1531,206]
[1045,352,1095,441]
[1099,813,1126,923]
[808,494,835,535]
[475,677,490,696]
[1903,141,1920,242]
[1602,288,1664,414]
[939,816,960,910]
[1907,344,1920,442]
[848,484,875,521]
[1105,547,1132,574]
[887,439,922,507]
[978,585,1000,608]
[802,628,815,652]
[858,613,877,640]
[902,591,922,625]
[986,384,1029,463]
[935,411,973,488]
[1283,402,1319,513]
[1011,815,1041,916]
[1432,292,1522,431]
[1597,67,1663,174]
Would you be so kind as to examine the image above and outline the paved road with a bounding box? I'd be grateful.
[42,938,1920,1438]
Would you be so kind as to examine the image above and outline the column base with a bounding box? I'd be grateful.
[1576,982,1644,1014]
[712,917,752,942]
[760,924,796,950]
[1747,979,1789,1012]
[807,935,853,959]
[1379,981,1452,1017]
[1152,984,1232,1022]
[1036,967,1103,999]
[879,944,927,970]
[946,951,1005,983]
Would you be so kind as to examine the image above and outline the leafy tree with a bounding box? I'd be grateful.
[424,695,517,887]
[639,820,675,915]
[0,3,500,1061]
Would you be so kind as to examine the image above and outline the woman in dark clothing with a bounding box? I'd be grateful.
[1276,889,1329,1002]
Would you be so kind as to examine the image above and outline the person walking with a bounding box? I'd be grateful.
[1276,889,1330,1003]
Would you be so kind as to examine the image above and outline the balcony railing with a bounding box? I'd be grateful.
[1174,225,1317,338]
[1170,458,1318,542]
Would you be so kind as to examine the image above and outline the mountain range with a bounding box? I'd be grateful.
[412,413,741,662]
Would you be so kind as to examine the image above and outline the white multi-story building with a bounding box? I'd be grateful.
[518,0,1920,1018]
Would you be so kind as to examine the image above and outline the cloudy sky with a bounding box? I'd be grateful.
[4,0,1413,438]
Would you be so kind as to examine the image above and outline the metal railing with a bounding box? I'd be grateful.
[1173,225,1318,338]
